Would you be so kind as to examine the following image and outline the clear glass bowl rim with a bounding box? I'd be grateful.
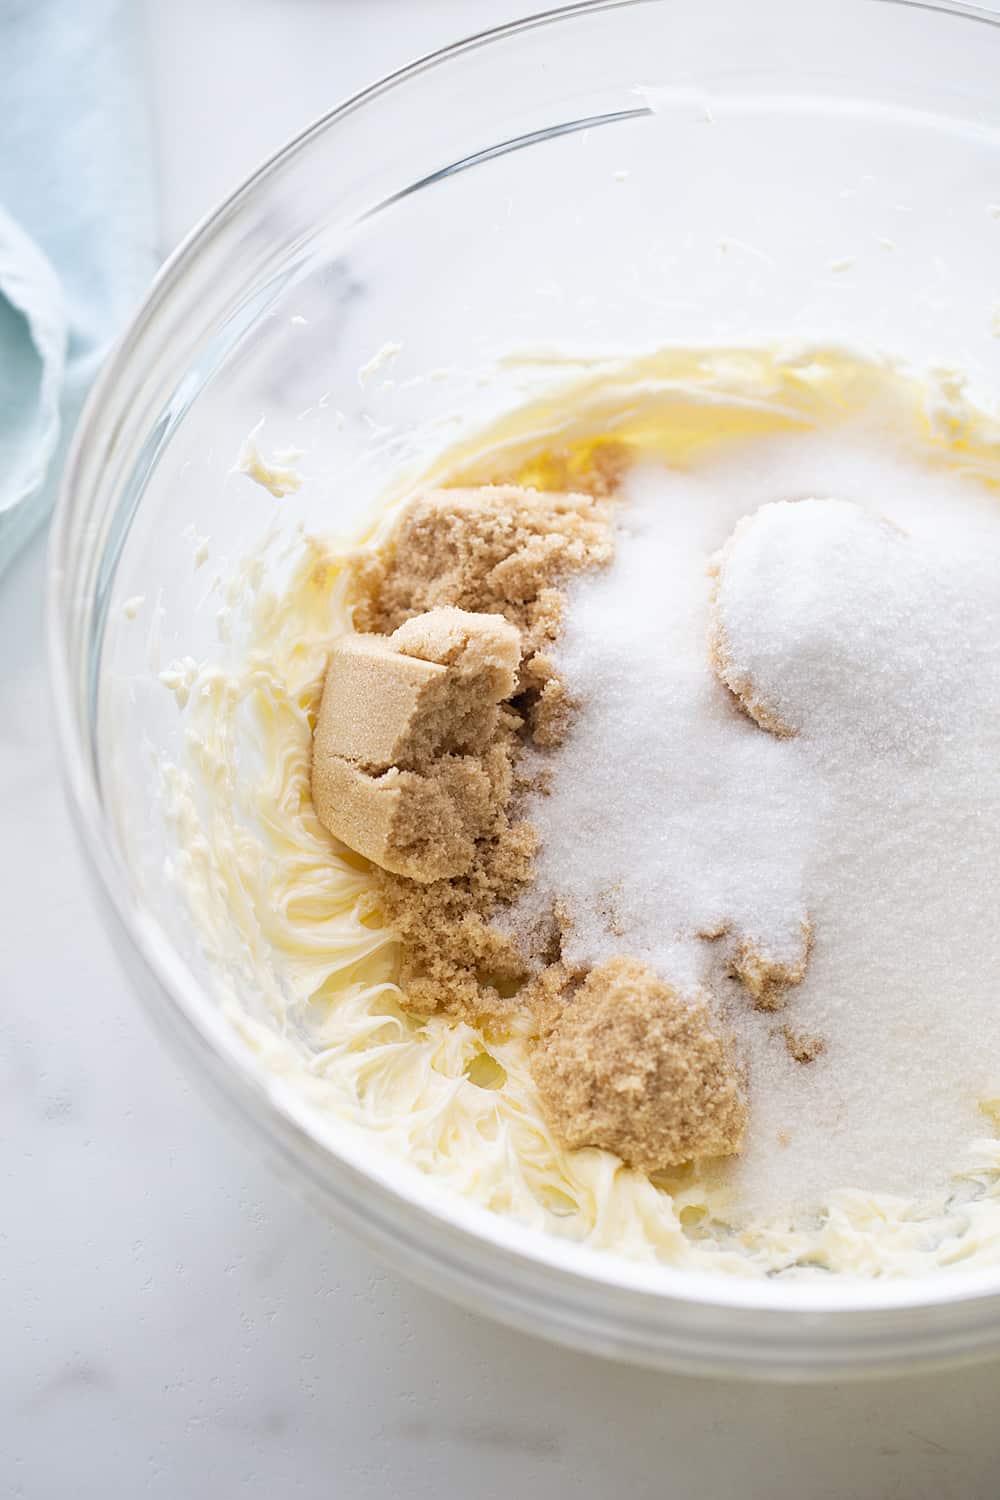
[45,0,1000,1377]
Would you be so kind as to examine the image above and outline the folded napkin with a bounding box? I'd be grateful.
[0,0,156,578]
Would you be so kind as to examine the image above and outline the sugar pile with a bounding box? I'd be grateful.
[519,427,1000,1220]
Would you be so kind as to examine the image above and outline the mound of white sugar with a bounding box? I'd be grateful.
[519,428,1000,1220]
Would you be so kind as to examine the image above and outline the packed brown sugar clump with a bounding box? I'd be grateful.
[328,483,616,1023]
[532,957,747,1173]
[312,607,522,884]
[353,485,615,746]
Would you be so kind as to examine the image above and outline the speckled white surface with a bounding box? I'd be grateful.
[4,2,1000,1495]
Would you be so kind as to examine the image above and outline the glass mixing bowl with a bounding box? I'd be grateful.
[49,0,1000,1380]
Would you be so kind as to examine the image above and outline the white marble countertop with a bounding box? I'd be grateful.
[4,2,1000,1494]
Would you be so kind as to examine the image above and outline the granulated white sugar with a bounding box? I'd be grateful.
[519,428,1000,1220]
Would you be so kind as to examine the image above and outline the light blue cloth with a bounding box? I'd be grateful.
[0,0,156,577]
